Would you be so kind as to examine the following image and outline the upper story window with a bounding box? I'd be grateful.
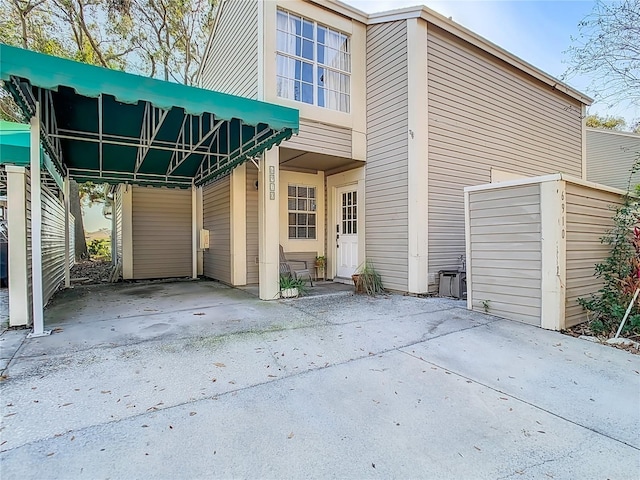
[276,8,351,113]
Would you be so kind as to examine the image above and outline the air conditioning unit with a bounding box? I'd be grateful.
[438,270,467,299]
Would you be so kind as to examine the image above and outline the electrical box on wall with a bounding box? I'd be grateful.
[199,229,210,249]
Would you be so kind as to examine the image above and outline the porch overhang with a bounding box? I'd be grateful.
[0,44,299,188]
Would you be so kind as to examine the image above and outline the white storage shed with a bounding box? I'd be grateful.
[464,174,629,330]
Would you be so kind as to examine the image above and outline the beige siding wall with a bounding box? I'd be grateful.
[586,129,640,191]
[203,177,232,284]
[565,182,623,327]
[468,184,542,325]
[427,26,583,291]
[41,184,67,304]
[131,186,192,279]
[365,20,409,291]
[246,166,259,284]
[284,120,352,158]
[200,0,259,98]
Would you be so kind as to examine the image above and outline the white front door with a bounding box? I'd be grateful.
[336,186,358,278]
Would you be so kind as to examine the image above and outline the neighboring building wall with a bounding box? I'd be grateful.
[131,186,192,279]
[199,0,259,98]
[586,129,640,191]
[284,120,352,158]
[246,166,259,284]
[6,166,31,326]
[466,183,542,325]
[427,25,583,292]
[41,183,68,305]
[365,20,409,291]
[565,182,623,328]
[203,177,232,284]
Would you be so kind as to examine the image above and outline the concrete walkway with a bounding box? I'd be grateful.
[0,280,638,479]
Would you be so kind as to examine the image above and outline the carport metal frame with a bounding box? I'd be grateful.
[1,44,299,336]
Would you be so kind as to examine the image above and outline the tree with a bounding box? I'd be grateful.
[1,0,216,258]
[108,0,215,84]
[564,0,640,108]
[585,114,628,131]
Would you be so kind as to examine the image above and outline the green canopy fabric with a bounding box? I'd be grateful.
[0,120,64,190]
[0,44,299,187]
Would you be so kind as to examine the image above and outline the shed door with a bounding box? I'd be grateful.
[336,186,358,278]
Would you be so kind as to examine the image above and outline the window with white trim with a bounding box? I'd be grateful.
[288,185,316,239]
[276,8,351,113]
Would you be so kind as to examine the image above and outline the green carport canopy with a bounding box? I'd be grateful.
[0,44,299,187]
[0,120,64,192]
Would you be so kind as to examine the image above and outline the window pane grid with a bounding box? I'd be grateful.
[277,8,350,113]
[288,184,317,239]
[341,190,357,236]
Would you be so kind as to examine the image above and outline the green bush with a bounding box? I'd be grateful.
[578,197,640,336]
[87,239,111,261]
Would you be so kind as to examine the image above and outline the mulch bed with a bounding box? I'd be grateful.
[563,323,640,355]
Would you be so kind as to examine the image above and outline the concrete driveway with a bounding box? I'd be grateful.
[0,280,638,479]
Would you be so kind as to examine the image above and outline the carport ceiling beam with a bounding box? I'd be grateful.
[134,103,169,174]
[166,115,222,176]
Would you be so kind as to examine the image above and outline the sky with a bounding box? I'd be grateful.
[344,0,638,123]
[84,0,637,233]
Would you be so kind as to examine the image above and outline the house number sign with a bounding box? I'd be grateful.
[269,165,275,200]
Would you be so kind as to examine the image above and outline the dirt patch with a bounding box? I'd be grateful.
[70,260,114,285]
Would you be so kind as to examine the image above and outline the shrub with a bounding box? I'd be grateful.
[87,239,111,261]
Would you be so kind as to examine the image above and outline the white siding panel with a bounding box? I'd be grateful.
[26,170,32,318]
[246,166,259,284]
[41,184,67,304]
[203,178,231,284]
[468,184,542,325]
[132,186,192,279]
[365,21,409,291]
[586,129,640,191]
[115,184,123,263]
[284,120,352,158]
[427,27,583,292]
[565,182,624,327]
[200,0,259,98]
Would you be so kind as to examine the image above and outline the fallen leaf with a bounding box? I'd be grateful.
[211,378,217,383]
[499,397,508,401]
[101,390,111,394]
[47,452,55,457]
[189,412,197,416]
[372,463,376,469]
[287,432,294,439]
[169,425,173,429]
[52,327,63,333]
[141,425,149,428]
[70,436,75,441]
[268,374,277,378]
[214,362,226,368]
